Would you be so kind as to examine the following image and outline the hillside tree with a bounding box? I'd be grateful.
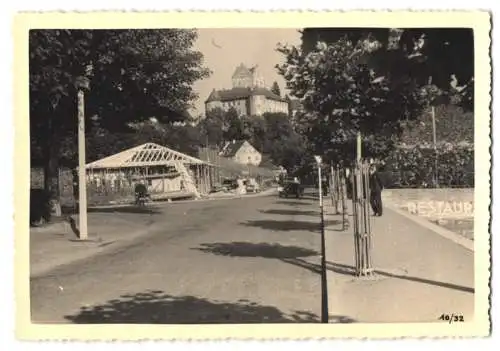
[271,81,281,97]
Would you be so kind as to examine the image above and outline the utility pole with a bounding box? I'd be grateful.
[356,132,362,163]
[431,105,439,188]
[427,76,439,188]
[314,155,328,323]
[75,66,92,240]
[77,88,88,240]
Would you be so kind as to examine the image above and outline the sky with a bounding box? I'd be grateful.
[190,28,302,117]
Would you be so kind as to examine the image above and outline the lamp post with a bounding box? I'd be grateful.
[427,77,439,188]
[74,66,92,240]
[431,105,439,188]
[315,156,323,209]
[314,155,328,323]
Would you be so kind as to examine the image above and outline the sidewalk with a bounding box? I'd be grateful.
[323,201,475,323]
[30,210,160,278]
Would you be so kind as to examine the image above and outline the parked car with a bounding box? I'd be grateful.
[221,178,238,192]
[245,178,260,193]
[278,182,303,198]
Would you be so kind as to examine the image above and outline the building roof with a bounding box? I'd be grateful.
[198,147,275,178]
[205,87,287,103]
[232,63,252,78]
[219,140,248,157]
[86,142,210,169]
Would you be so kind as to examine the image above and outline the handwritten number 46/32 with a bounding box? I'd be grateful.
[439,314,465,323]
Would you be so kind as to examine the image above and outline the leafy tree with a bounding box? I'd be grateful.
[30,29,210,203]
[277,37,426,166]
[271,81,281,97]
[400,104,474,146]
[261,112,309,171]
[223,108,244,141]
[299,28,474,111]
[243,116,267,152]
[199,107,227,148]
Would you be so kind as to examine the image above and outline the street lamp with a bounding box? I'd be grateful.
[314,154,329,323]
[431,105,439,188]
[314,155,323,208]
[74,65,92,240]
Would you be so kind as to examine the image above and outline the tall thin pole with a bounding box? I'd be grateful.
[317,163,328,323]
[318,166,323,208]
[77,89,88,240]
[431,105,439,188]
[356,132,362,162]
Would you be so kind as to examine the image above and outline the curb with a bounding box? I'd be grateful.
[322,201,474,252]
[385,202,474,252]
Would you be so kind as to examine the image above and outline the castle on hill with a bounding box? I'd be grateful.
[205,63,290,117]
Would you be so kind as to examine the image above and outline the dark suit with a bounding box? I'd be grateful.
[369,171,384,216]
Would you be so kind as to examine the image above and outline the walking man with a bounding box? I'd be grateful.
[369,164,384,216]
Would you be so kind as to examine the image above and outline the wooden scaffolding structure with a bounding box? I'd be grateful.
[85,143,215,200]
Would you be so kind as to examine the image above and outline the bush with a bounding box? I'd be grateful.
[381,144,474,188]
[30,188,52,226]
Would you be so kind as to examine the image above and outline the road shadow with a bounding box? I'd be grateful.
[193,242,322,276]
[63,290,320,323]
[194,241,319,259]
[87,206,162,215]
[65,216,80,238]
[241,219,341,233]
[329,315,358,323]
[326,262,475,294]
[259,209,320,217]
[241,219,320,232]
[275,201,314,206]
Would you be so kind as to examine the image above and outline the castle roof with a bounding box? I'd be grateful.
[232,63,252,78]
[205,87,287,103]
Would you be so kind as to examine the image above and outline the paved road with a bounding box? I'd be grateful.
[31,193,323,323]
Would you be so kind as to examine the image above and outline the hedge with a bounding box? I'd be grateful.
[381,144,474,188]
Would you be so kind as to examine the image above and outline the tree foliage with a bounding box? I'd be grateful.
[277,37,426,165]
[383,144,474,188]
[30,29,210,197]
[198,109,308,172]
[271,81,281,97]
[400,104,474,146]
[261,113,308,172]
[299,28,474,111]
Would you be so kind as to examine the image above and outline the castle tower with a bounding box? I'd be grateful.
[232,63,253,88]
[249,65,265,88]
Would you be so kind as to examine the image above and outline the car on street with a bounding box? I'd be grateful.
[244,178,260,193]
[221,178,239,192]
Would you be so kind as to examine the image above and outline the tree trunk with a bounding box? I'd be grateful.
[42,134,62,217]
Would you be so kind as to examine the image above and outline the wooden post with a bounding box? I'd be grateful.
[77,89,88,240]
[431,105,439,188]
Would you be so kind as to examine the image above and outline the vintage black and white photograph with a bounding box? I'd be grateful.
[19,11,490,338]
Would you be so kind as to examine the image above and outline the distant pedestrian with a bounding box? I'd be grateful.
[369,164,384,216]
[321,175,329,196]
[346,169,353,200]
